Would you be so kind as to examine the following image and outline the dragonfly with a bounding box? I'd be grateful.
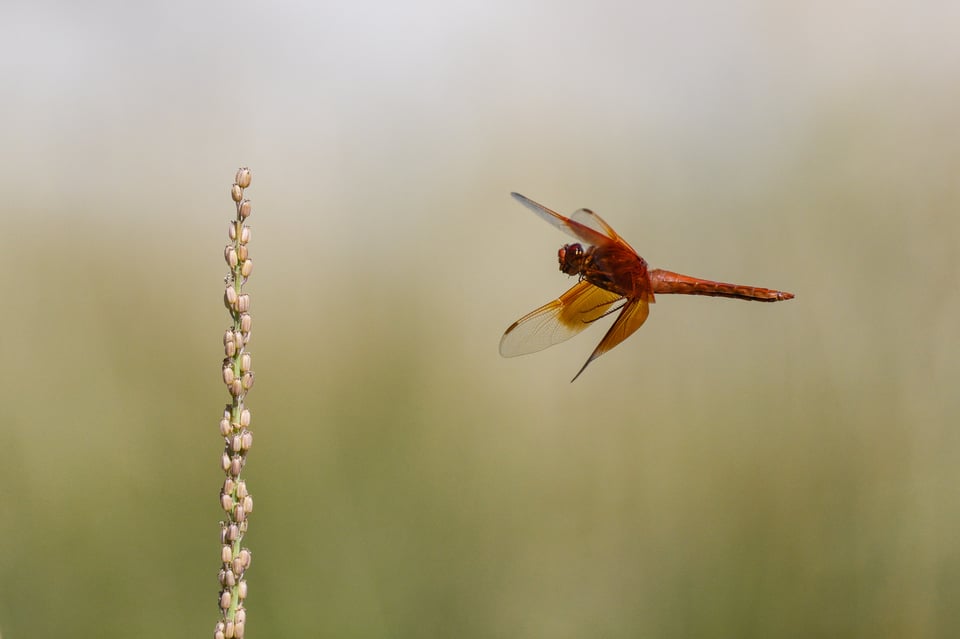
[500,193,794,381]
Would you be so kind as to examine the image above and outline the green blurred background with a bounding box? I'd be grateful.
[2,1,959,637]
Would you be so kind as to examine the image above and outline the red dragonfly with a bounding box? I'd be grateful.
[500,193,794,381]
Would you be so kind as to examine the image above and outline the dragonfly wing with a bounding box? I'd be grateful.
[500,280,624,357]
[571,297,650,381]
[570,207,638,254]
[510,192,613,248]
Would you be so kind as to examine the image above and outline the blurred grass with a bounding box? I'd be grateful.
[2,110,958,636]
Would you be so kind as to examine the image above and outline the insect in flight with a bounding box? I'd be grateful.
[500,193,794,381]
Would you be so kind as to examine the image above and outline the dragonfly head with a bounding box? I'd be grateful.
[558,243,586,276]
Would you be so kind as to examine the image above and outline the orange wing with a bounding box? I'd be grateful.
[500,280,624,357]
[570,298,650,382]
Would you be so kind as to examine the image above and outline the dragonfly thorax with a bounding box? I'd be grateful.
[562,241,651,298]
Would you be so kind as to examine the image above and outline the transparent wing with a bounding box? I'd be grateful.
[510,192,614,248]
[500,281,624,357]
[569,207,637,253]
[570,297,650,382]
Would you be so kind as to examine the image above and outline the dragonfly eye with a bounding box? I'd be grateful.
[558,243,585,275]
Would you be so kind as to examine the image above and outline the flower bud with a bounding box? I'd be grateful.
[235,168,251,188]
